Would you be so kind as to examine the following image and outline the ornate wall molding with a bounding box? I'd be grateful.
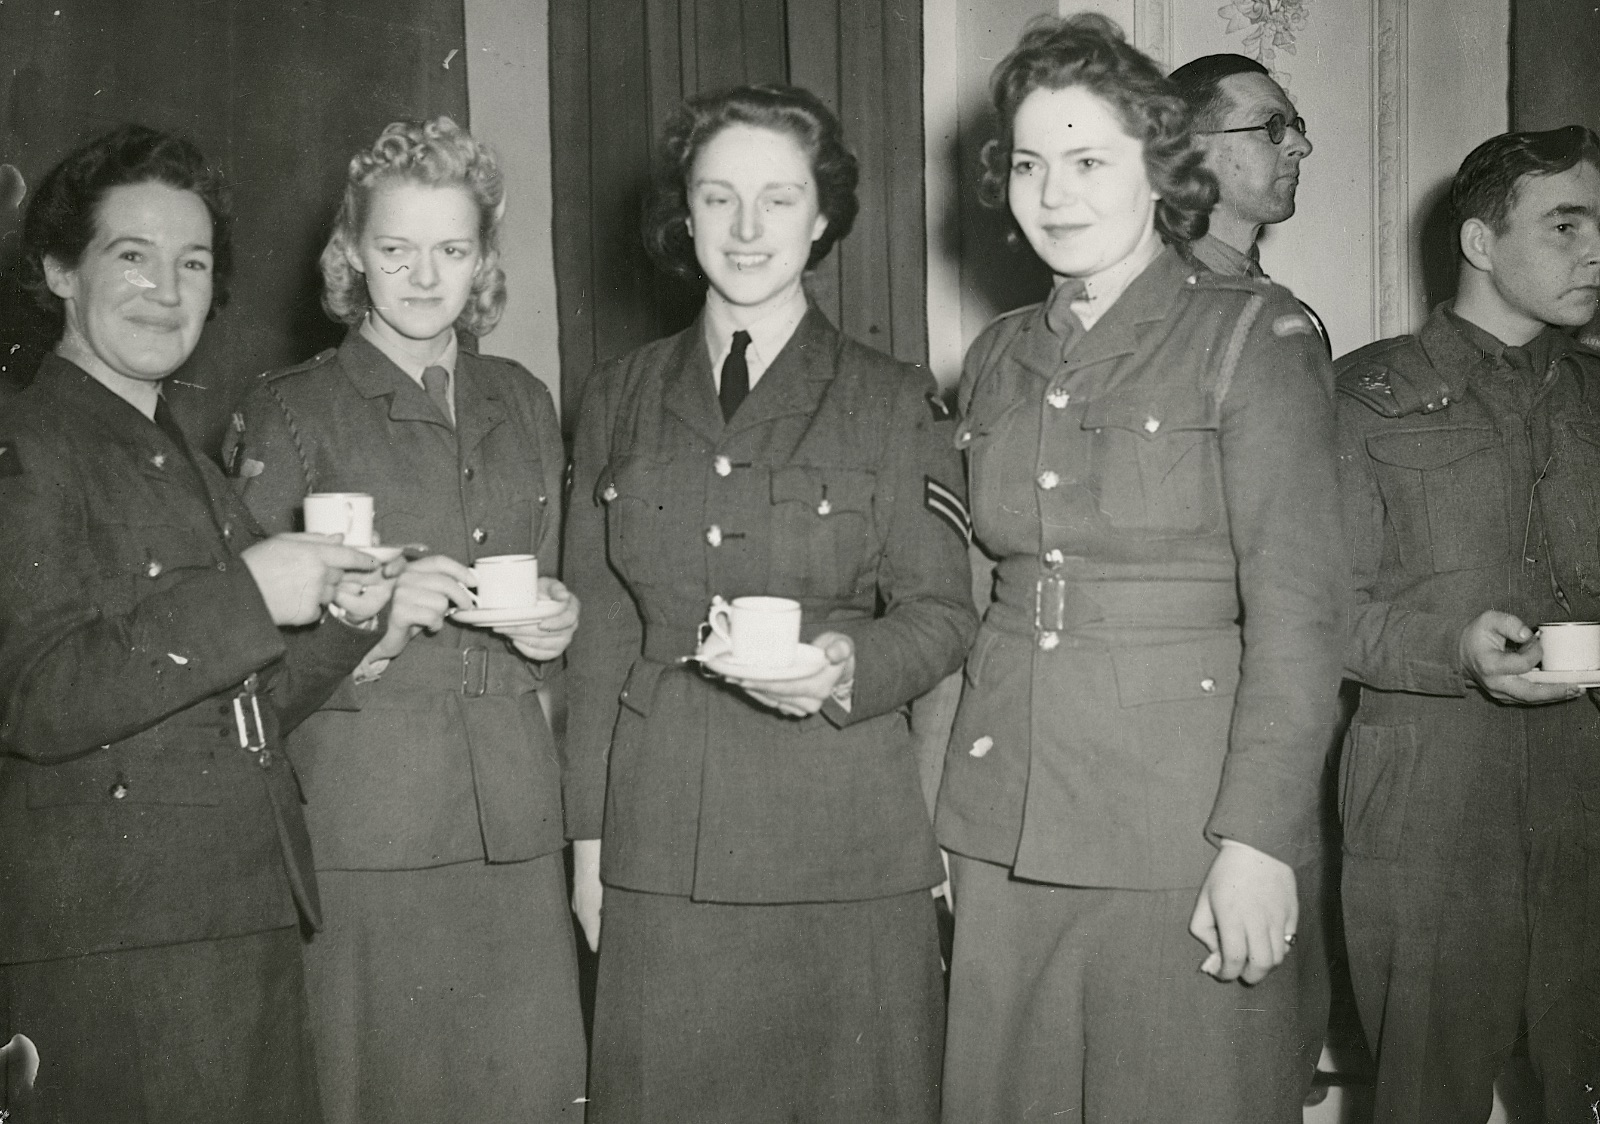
[1132,0,1173,69]
[1219,0,1312,87]
[1371,0,1409,336]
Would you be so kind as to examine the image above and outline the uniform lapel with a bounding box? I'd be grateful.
[1066,248,1190,394]
[722,308,836,436]
[663,318,727,445]
[453,353,506,460]
[339,331,453,430]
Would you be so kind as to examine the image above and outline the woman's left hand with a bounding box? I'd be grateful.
[728,631,855,718]
[493,577,580,662]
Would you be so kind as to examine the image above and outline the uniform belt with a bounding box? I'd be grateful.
[986,575,1240,643]
[363,643,540,697]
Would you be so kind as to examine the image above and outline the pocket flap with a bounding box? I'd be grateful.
[618,659,666,717]
[1110,637,1240,707]
[1366,426,1498,470]
[1563,419,1600,452]
[769,466,875,514]
[1081,389,1218,439]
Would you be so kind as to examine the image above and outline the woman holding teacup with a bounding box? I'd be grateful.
[228,118,585,1122]
[0,125,396,1123]
[563,84,979,1121]
[931,16,1346,1123]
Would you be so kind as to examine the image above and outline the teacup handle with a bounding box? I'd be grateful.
[708,595,734,647]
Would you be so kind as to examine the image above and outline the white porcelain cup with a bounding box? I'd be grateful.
[1539,621,1600,671]
[472,554,539,610]
[303,492,375,547]
[708,595,801,667]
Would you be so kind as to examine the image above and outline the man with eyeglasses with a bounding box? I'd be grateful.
[1170,54,1328,352]
[1336,126,1600,1122]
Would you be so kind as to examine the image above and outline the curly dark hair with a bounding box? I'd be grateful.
[642,84,859,282]
[21,124,232,328]
[980,14,1216,247]
[1451,125,1600,236]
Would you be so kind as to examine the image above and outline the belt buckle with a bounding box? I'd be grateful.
[232,672,268,759]
[461,647,490,698]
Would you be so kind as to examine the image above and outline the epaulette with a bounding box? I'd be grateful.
[1335,335,1455,419]
[977,302,1039,335]
[1182,270,1275,295]
[263,347,338,382]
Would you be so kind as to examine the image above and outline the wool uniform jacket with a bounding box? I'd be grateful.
[0,355,377,965]
[564,307,979,903]
[227,332,568,869]
[935,248,1348,889]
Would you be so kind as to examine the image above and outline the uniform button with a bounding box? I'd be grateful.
[258,749,273,768]
[1200,678,1217,693]
[602,484,619,503]
[713,455,732,477]
[1044,548,1065,566]
[705,525,723,547]
[464,466,476,480]
[817,498,832,515]
[218,704,230,716]
[110,782,129,799]
[222,522,232,540]
[150,453,166,469]
[1036,470,1060,491]
[1439,396,1450,406]
[146,559,164,578]
[1143,417,1161,434]
[471,528,488,544]
[1047,389,1070,409]
[1038,631,1060,651]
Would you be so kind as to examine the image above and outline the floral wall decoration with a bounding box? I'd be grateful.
[1219,0,1312,87]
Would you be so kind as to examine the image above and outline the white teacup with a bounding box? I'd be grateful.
[473,554,539,610]
[303,492,375,547]
[1539,621,1600,672]
[708,595,801,668]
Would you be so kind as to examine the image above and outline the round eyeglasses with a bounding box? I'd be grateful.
[1198,112,1308,146]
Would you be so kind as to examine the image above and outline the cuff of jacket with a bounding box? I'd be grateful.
[1353,608,1469,696]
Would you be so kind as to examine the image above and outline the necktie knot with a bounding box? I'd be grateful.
[422,364,453,426]
[720,330,752,423]
[1045,278,1088,349]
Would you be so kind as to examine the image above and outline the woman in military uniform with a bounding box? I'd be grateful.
[933,16,1346,1123]
[565,85,978,1122]
[0,125,395,1124]
[227,118,585,1123]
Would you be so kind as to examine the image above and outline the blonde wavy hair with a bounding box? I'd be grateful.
[320,116,507,337]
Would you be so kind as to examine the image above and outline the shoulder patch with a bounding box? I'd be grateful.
[1335,362,1403,417]
[0,440,19,478]
[265,348,337,382]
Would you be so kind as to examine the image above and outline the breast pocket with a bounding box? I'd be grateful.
[96,519,226,606]
[1366,427,1507,573]
[26,730,221,809]
[599,456,701,586]
[767,466,877,598]
[1081,389,1223,537]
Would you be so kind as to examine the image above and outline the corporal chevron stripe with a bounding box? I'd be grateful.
[924,476,971,544]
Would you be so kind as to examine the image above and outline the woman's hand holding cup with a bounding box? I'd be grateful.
[242,532,382,626]
[368,553,477,661]
[494,577,581,662]
[731,631,855,718]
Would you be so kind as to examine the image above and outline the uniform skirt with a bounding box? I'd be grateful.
[589,885,945,1124]
[1,927,318,1124]
[303,855,586,1123]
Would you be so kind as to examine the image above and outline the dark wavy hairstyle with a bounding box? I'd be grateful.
[1451,125,1600,236]
[980,13,1216,247]
[21,124,232,327]
[642,84,859,282]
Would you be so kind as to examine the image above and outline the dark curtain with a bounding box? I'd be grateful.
[0,0,468,454]
[549,0,926,426]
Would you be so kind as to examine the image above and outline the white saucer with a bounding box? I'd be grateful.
[451,602,563,628]
[694,636,829,681]
[361,545,405,563]
[1522,668,1600,687]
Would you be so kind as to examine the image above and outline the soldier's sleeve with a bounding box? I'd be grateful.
[820,369,980,728]
[1337,399,1469,695]
[560,362,642,840]
[0,427,287,762]
[1203,293,1349,866]
[229,380,314,533]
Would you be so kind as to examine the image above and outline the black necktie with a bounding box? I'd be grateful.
[720,330,751,422]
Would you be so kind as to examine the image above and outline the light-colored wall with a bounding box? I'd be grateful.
[463,0,562,411]
[924,0,1510,382]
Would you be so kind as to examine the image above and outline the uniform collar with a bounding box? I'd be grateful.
[702,284,810,381]
[1184,232,1264,279]
[1063,226,1165,332]
[358,315,458,387]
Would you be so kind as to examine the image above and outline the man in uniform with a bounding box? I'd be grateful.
[1170,53,1329,352]
[1336,125,1600,1121]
